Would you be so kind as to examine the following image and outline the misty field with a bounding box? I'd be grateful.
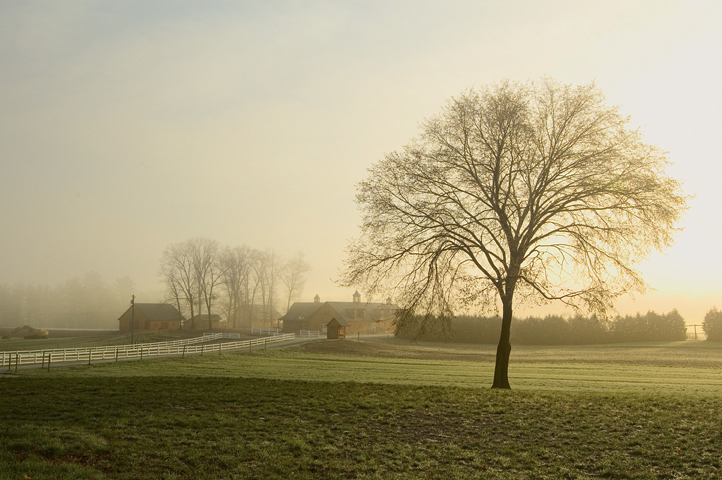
[2,338,721,479]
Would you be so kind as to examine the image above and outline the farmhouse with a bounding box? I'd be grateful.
[118,303,184,331]
[282,292,397,335]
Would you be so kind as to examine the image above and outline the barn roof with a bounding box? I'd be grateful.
[133,303,185,321]
[326,301,398,323]
[282,299,398,325]
[280,302,324,321]
[326,317,349,327]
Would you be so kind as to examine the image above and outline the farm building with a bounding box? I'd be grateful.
[118,303,185,331]
[186,314,225,330]
[227,305,282,329]
[282,292,397,335]
[326,317,347,339]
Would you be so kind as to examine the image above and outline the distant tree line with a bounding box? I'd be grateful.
[397,310,688,344]
[0,273,134,330]
[160,238,311,330]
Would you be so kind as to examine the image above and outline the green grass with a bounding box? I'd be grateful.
[2,339,722,479]
[15,339,722,396]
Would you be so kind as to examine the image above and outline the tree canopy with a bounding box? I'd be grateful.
[342,78,688,388]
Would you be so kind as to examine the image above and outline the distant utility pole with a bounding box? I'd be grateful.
[131,295,135,345]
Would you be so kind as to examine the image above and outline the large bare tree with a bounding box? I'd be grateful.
[342,78,688,389]
[219,245,255,328]
[256,250,282,326]
[160,238,222,330]
[160,242,198,326]
[190,237,222,330]
[281,251,312,313]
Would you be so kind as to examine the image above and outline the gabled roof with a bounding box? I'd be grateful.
[326,301,398,323]
[282,299,398,324]
[280,301,324,321]
[326,317,349,327]
[132,303,185,321]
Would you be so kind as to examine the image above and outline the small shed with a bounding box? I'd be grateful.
[326,317,348,339]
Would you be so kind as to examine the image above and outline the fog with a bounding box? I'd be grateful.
[1,1,721,326]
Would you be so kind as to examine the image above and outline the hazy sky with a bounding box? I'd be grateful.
[1,1,721,323]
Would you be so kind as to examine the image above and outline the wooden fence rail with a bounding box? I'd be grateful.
[1,332,286,369]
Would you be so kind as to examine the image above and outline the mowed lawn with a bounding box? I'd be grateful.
[2,338,721,479]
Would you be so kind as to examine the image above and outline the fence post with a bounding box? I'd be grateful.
[264,339,267,351]
[115,348,119,362]
[41,351,45,369]
[201,345,204,356]
[47,353,51,372]
[140,348,143,361]
[182,345,186,358]
[219,343,222,356]
[88,351,92,365]
[15,353,19,373]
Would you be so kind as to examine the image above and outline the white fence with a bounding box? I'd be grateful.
[207,332,242,340]
[1,333,294,370]
[299,330,321,338]
[251,327,279,336]
[0,332,228,367]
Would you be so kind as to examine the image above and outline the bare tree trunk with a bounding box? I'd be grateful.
[175,297,183,330]
[492,299,513,389]
[230,294,237,329]
[198,284,202,330]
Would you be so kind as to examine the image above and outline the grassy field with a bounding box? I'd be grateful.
[2,337,721,479]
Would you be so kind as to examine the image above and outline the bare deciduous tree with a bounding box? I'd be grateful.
[281,251,312,313]
[342,78,688,389]
[160,241,197,326]
[219,245,255,328]
[190,238,222,330]
[256,250,282,326]
[161,238,221,329]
